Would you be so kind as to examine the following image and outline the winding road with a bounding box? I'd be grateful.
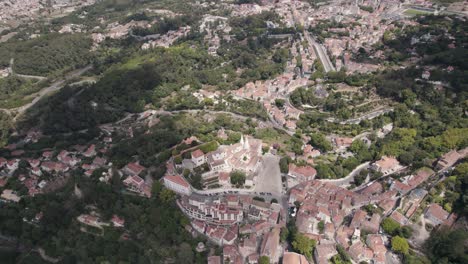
[0,65,92,121]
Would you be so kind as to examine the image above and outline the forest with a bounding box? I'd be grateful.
[0,34,92,76]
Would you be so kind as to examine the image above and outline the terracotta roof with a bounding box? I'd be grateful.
[390,211,408,226]
[426,203,449,222]
[283,251,310,264]
[164,175,190,188]
[125,162,145,175]
[315,244,338,264]
[191,149,204,158]
[288,163,317,179]
[375,156,400,171]
[207,256,221,264]
[334,137,353,147]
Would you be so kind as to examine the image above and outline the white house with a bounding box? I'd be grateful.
[163,175,192,196]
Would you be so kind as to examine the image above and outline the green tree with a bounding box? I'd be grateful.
[275,99,285,108]
[399,226,413,239]
[280,157,291,173]
[391,236,409,255]
[424,227,468,264]
[159,189,176,203]
[259,256,270,264]
[280,226,289,243]
[318,221,325,234]
[177,242,194,263]
[309,133,333,152]
[381,218,400,235]
[292,233,316,259]
[230,170,246,186]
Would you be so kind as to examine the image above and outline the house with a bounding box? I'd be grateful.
[191,220,206,234]
[219,172,230,185]
[0,177,7,187]
[83,144,97,157]
[93,157,107,167]
[314,243,338,264]
[247,253,259,264]
[425,203,449,225]
[239,233,257,257]
[41,161,69,173]
[436,148,468,171]
[57,150,69,162]
[0,157,6,167]
[42,151,54,159]
[283,251,310,264]
[207,256,221,264]
[123,175,151,197]
[348,241,373,263]
[390,180,412,195]
[260,227,280,262]
[179,196,243,226]
[223,245,242,264]
[288,163,317,182]
[77,214,108,228]
[6,159,19,172]
[123,162,146,176]
[350,210,380,233]
[366,234,387,264]
[390,211,408,226]
[334,137,353,150]
[31,167,42,176]
[163,175,192,196]
[191,149,205,167]
[111,215,125,227]
[422,70,430,80]
[28,159,40,168]
[372,156,402,175]
[0,189,21,202]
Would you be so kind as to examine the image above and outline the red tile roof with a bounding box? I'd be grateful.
[288,163,317,179]
[191,149,204,158]
[164,175,190,188]
[125,162,145,175]
[426,204,449,223]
